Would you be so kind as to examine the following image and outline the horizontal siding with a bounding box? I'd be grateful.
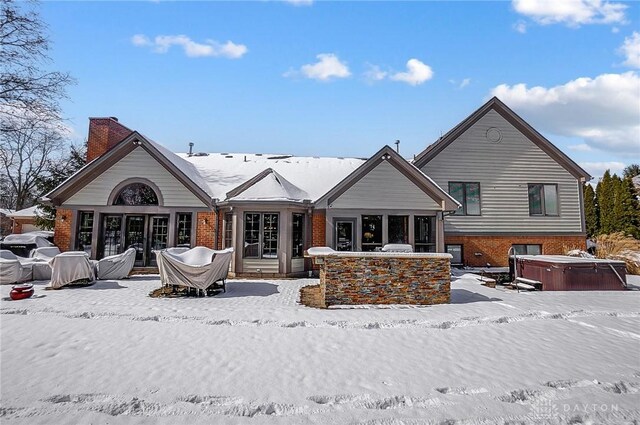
[421,110,582,233]
[292,258,305,273]
[65,148,206,207]
[242,258,279,273]
[332,161,441,210]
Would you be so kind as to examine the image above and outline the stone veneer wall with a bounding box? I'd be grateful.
[318,253,451,306]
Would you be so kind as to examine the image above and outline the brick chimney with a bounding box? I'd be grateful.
[86,117,134,162]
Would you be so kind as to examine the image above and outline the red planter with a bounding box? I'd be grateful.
[10,284,34,300]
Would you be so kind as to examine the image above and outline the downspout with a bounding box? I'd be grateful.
[214,202,220,250]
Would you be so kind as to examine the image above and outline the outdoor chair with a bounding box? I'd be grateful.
[28,247,62,281]
[96,247,136,280]
[0,249,33,285]
[48,251,96,289]
[156,247,234,296]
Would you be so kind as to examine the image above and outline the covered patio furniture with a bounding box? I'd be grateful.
[381,244,414,253]
[0,250,33,285]
[156,247,233,295]
[28,247,62,281]
[96,247,136,280]
[0,232,55,257]
[49,251,96,289]
[30,246,62,261]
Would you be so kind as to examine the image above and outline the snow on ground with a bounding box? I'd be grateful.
[1,274,639,424]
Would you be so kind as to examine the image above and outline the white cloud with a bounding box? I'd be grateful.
[131,34,247,59]
[131,34,151,47]
[285,53,351,81]
[490,71,640,155]
[619,32,640,68]
[449,78,471,89]
[568,143,594,152]
[282,0,313,5]
[580,161,626,179]
[512,0,627,27]
[389,59,433,86]
[513,20,528,33]
[363,64,387,83]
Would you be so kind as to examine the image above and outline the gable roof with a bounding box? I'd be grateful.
[225,168,311,202]
[413,97,592,180]
[44,132,216,207]
[316,145,460,211]
[177,152,366,202]
[7,205,41,218]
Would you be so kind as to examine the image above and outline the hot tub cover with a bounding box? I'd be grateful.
[49,251,95,289]
[156,247,233,290]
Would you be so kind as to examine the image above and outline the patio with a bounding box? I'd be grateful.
[1,274,639,424]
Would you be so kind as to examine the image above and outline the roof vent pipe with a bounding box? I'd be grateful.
[395,140,400,153]
[188,142,194,157]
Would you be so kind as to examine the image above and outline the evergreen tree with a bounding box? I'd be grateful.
[615,176,640,238]
[622,164,640,179]
[597,170,615,234]
[34,143,85,230]
[583,183,599,237]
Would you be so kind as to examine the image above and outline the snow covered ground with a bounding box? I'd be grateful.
[1,274,639,424]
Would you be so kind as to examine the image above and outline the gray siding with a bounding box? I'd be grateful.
[65,147,206,207]
[331,161,441,210]
[420,110,582,234]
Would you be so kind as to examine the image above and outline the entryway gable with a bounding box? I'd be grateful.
[65,146,207,208]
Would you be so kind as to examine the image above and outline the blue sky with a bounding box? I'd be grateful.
[41,0,639,179]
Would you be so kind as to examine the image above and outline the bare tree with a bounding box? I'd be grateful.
[0,0,73,125]
[0,114,64,209]
[0,0,74,211]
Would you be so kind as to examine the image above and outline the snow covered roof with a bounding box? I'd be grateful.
[227,169,311,202]
[7,206,42,218]
[0,208,14,216]
[175,152,366,202]
[141,134,217,200]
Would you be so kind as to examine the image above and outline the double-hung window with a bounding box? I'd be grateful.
[244,213,279,259]
[528,184,558,216]
[448,182,480,216]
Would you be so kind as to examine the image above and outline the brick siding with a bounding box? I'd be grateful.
[53,209,73,251]
[311,210,326,248]
[195,211,216,248]
[445,234,586,267]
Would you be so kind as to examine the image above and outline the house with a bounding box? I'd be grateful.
[6,206,46,234]
[0,208,14,237]
[414,97,590,266]
[43,97,589,276]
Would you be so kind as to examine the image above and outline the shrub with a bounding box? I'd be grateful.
[594,233,640,275]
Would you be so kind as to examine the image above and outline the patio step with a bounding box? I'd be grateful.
[131,267,159,275]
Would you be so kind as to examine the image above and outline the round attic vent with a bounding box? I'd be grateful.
[486,127,502,143]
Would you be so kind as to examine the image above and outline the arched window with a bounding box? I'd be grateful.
[113,183,159,206]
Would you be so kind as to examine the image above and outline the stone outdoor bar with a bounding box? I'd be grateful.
[306,248,452,307]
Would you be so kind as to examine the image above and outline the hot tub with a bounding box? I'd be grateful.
[513,255,627,291]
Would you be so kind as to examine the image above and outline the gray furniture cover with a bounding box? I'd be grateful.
[156,247,233,291]
[27,247,62,280]
[30,246,62,261]
[49,251,95,289]
[96,247,136,280]
[0,249,32,284]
